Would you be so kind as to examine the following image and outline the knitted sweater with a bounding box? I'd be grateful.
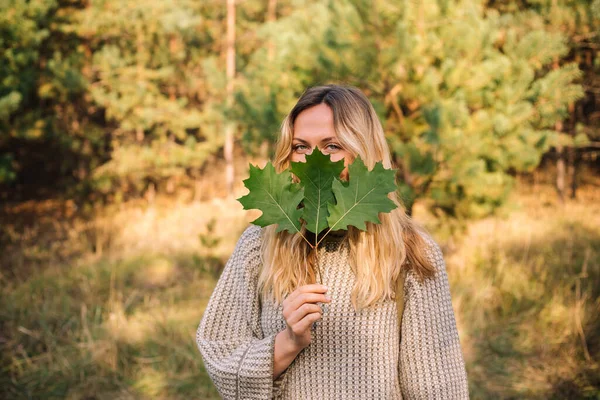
[196,225,469,399]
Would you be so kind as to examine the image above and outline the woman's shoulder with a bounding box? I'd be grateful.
[416,230,445,267]
[222,225,264,283]
[405,229,450,291]
[231,224,263,260]
[238,223,263,243]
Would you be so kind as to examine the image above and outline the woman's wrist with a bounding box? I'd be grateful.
[276,329,304,354]
[273,330,303,379]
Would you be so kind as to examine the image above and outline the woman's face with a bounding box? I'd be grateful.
[291,103,353,174]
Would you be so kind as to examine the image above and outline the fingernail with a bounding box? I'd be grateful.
[325,295,331,301]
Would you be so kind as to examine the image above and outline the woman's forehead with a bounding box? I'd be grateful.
[293,104,336,141]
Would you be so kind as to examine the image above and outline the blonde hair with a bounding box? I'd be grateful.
[258,85,436,311]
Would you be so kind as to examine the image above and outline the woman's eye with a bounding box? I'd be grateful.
[293,144,309,153]
[324,143,341,152]
[292,143,342,154]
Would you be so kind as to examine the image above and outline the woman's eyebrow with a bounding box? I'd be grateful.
[318,137,337,143]
[292,137,337,143]
[292,138,309,144]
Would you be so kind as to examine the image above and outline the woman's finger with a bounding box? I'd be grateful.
[288,292,330,312]
[284,284,328,306]
[293,311,322,334]
[286,303,322,326]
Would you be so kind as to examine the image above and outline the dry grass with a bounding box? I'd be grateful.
[0,194,258,399]
[442,179,600,399]
[1,175,598,398]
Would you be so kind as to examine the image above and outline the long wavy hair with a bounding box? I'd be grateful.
[258,84,436,311]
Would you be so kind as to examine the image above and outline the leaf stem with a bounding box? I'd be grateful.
[313,246,322,285]
[298,231,314,250]
[314,228,332,248]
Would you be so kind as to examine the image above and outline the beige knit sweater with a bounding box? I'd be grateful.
[196,225,469,399]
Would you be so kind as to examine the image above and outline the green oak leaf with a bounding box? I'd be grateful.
[327,158,398,231]
[237,163,304,233]
[291,149,344,236]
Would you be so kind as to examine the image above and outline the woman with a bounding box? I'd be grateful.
[196,85,469,399]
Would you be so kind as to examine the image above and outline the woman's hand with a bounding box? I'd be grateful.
[273,284,331,378]
[281,284,331,350]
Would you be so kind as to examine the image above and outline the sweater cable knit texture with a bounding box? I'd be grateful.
[196,225,469,399]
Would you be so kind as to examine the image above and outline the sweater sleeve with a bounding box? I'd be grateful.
[399,235,470,399]
[196,225,283,399]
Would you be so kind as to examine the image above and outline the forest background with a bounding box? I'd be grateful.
[1,0,599,398]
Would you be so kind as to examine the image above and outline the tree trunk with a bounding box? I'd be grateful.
[566,100,578,200]
[555,121,566,204]
[258,0,277,161]
[533,169,539,192]
[267,0,277,60]
[567,146,577,199]
[224,0,236,197]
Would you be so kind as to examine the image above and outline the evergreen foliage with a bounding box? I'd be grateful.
[75,0,223,189]
[0,0,92,190]
[1,0,597,219]
[237,0,591,219]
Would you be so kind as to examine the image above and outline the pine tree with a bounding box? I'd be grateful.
[486,0,600,201]
[236,0,586,221]
[71,0,240,196]
[0,0,93,193]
